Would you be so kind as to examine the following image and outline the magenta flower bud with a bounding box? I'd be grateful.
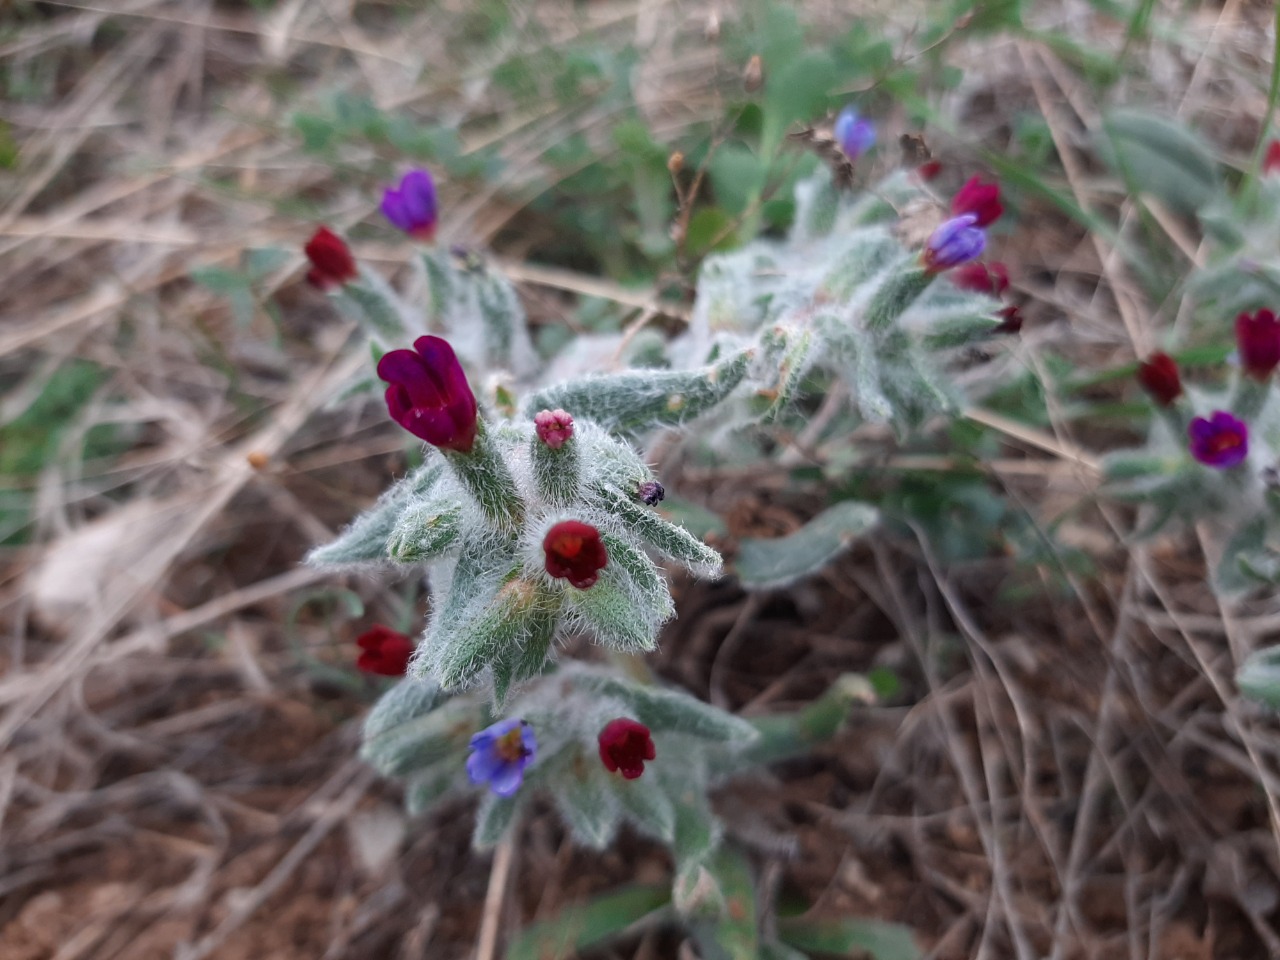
[833,105,876,162]
[922,214,986,273]
[950,175,1003,227]
[534,408,575,449]
[637,481,665,506]
[1235,309,1280,381]
[1188,411,1248,469]
[376,336,478,452]
[380,169,438,241]
[467,718,536,798]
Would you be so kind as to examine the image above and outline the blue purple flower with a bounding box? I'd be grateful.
[1188,411,1248,469]
[380,168,438,240]
[923,213,986,272]
[833,106,876,162]
[467,718,536,798]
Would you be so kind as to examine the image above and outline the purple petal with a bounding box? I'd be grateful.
[380,190,414,231]
[378,348,445,408]
[467,747,503,785]
[520,724,537,758]
[400,170,437,226]
[489,760,526,798]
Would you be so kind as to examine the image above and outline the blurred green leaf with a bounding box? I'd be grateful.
[506,885,671,960]
[1097,108,1220,215]
[736,501,879,589]
[779,916,921,960]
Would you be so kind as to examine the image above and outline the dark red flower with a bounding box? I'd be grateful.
[543,520,608,589]
[1236,309,1280,380]
[1136,352,1182,406]
[950,261,1009,297]
[534,408,574,449]
[950,175,1003,227]
[356,625,413,676]
[304,227,358,291]
[993,305,1023,335]
[598,718,655,779]
[377,336,478,452]
[1265,140,1280,176]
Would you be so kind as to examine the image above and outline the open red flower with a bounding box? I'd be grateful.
[1236,309,1280,380]
[543,520,608,589]
[1136,352,1182,406]
[356,625,413,676]
[950,175,1003,227]
[304,227,357,290]
[377,336,478,452]
[951,261,1009,297]
[598,718,655,779]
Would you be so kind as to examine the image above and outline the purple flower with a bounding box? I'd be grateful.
[833,106,876,162]
[637,481,665,506]
[923,213,986,272]
[376,335,478,451]
[467,718,536,798]
[1188,411,1248,469]
[380,169,438,241]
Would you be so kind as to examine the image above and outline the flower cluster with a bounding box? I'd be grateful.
[465,715,656,798]
[1133,308,1280,469]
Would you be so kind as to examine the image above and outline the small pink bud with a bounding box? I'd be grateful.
[534,409,575,449]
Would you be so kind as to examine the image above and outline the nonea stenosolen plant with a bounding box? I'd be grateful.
[302,141,1022,948]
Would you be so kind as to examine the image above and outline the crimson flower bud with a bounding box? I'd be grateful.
[950,261,1009,297]
[534,408,575,449]
[376,336,478,452]
[1136,352,1182,407]
[1236,309,1280,380]
[598,718,655,779]
[1265,140,1280,176]
[355,625,413,676]
[304,227,357,290]
[543,520,608,589]
[950,175,1003,227]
